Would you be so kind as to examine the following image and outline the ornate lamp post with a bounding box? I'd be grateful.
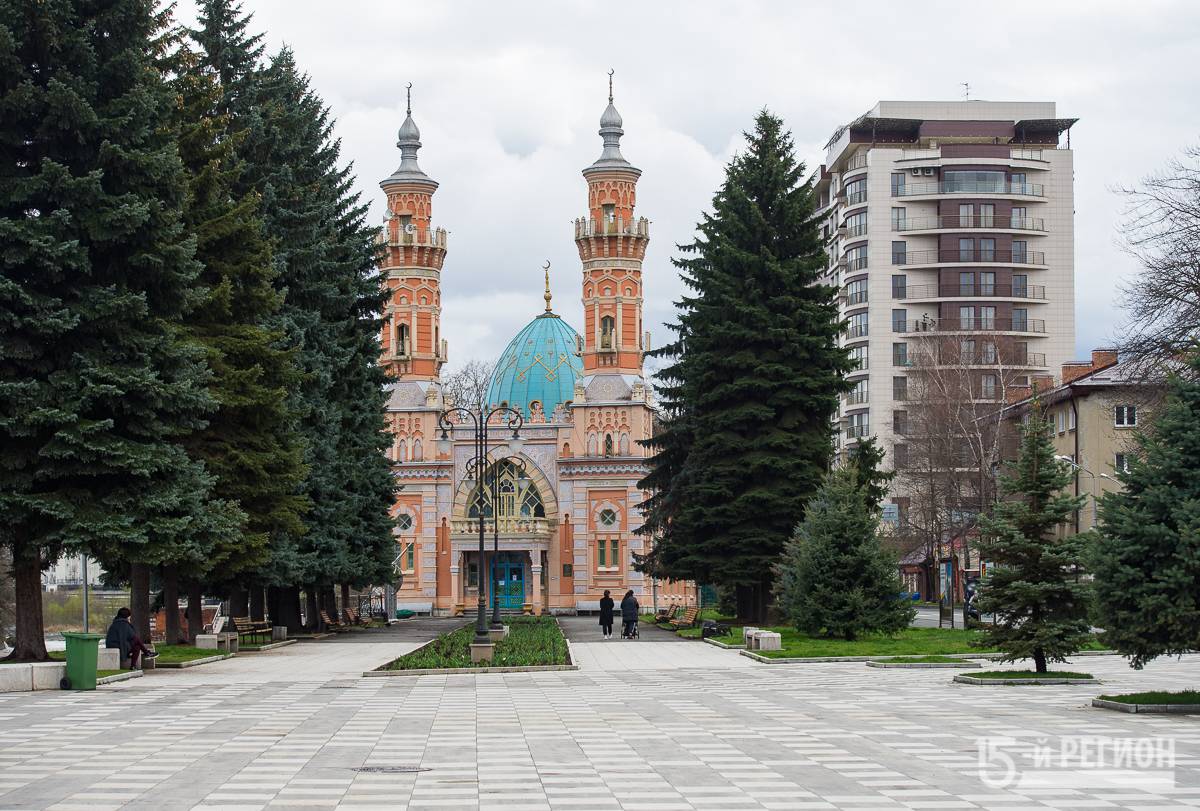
[485,456,529,629]
[437,405,524,650]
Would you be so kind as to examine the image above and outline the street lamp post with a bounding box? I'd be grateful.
[487,456,528,629]
[1055,455,1097,529]
[437,405,524,648]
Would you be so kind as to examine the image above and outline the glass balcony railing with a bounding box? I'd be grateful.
[892,249,1046,266]
[891,181,1045,198]
[902,318,1047,334]
[894,284,1047,300]
[892,215,1046,232]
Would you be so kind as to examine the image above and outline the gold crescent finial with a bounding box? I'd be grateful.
[608,69,614,103]
[406,83,412,116]
[543,261,553,312]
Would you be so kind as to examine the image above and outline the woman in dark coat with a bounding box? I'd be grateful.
[619,590,639,639]
[598,590,615,639]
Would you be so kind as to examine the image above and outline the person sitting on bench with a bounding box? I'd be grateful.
[105,607,158,669]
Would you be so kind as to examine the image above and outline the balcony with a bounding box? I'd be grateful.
[845,222,868,238]
[845,424,870,439]
[902,318,1047,334]
[892,248,1046,267]
[384,226,448,248]
[911,351,1048,368]
[846,390,869,405]
[843,154,868,173]
[845,190,868,206]
[892,215,1046,233]
[842,289,868,306]
[845,255,869,271]
[845,323,869,339]
[451,517,553,536]
[894,283,1047,300]
[574,216,650,239]
[892,181,1045,198]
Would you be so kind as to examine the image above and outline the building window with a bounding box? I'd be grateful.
[893,376,908,401]
[603,434,614,456]
[846,245,868,270]
[397,513,414,531]
[598,508,618,527]
[398,323,410,356]
[1068,407,1076,431]
[981,341,997,364]
[890,173,906,196]
[893,410,908,434]
[980,306,996,330]
[467,562,479,588]
[849,345,868,371]
[847,312,868,338]
[846,211,868,237]
[892,309,907,333]
[959,271,974,297]
[958,203,973,228]
[1011,307,1027,331]
[891,274,907,299]
[845,278,868,305]
[1114,453,1131,473]
[602,203,615,223]
[1011,172,1027,193]
[402,543,415,573]
[847,411,869,439]
[980,271,996,296]
[1013,274,1028,298]
[893,443,908,469]
[846,178,867,204]
[1011,206,1027,229]
[847,380,868,405]
[980,238,996,262]
[958,238,974,262]
[979,203,995,228]
[1114,405,1138,427]
[598,538,620,571]
[1057,411,1066,434]
[981,374,997,400]
[959,339,976,364]
[891,207,907,230]
[600,316,615,349]
[891,241,907,265]
[893,342,908,367]
[959,306,975,330]
[1012,240,1028,264]
[598,540,606,568]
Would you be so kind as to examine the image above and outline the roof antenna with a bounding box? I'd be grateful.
[961,82,971,100]
[608,69,614,104]
[406,82,412,116]
[543,260,553,312]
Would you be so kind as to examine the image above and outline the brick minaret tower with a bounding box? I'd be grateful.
[380,85,447,381]
[575,72,650,376]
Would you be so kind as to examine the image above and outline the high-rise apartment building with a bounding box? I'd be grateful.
[813,101,1077,502]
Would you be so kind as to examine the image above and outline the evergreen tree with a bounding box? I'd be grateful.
[638,111,852,621]
[1091,354,1200,668]
[974,402,1091,672]
[166,30,308,616]
[0,0,239,659]
[848,436,893,513]
[775,468,913,640]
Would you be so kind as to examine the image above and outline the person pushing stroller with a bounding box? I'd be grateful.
[620,590,639,639]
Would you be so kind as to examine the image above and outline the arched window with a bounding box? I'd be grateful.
[466,460,545,520]
[600,316,615,349]
[604,434,614,457]
[619,433,630,455]
[396,438,407,462]
[411,438,422,461]
[587,433,597,456]
[398,323,410,356]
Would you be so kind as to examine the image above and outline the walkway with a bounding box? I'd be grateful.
[558,615,753,672]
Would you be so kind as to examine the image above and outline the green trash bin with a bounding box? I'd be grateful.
[61,632,103,691]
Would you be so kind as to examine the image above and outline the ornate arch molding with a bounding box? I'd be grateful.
[450,450,559,522]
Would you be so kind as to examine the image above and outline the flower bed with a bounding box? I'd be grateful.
[379,616,568,671]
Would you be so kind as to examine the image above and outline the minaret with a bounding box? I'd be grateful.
[575,71,650,376]
[379,85,447,381]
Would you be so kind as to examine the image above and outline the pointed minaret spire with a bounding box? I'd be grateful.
[591,69,633,170]
[384,82,436,187]
[608,68,613,104]
[543,261,553,313]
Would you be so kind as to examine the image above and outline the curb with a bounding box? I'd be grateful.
[153,653,235,669]
[742,650,1001,664]
[1092,698,1200,714]
[954,674,1099,685]
[866,660,982,669]
[239,639,298,652]
[97,670,144,685]
[703,638,745,650]
[363,663,580,677]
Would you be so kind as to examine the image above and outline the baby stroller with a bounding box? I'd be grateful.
[622,619,639,639]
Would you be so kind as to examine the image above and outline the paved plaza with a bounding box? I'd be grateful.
[0,622,1198,811]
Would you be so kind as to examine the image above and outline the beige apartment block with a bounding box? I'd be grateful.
[1000,350,1150,534]
[812,100,1078,504]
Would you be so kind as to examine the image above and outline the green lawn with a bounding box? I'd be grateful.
[96,669,124,678]
[152,644,225,664]
[973,670,1094,680]
[740,627,996,658]
[381,616,568,671]
[1098,690,1200,705]
[877,655,975,664]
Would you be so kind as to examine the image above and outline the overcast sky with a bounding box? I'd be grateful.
[177,0,1200,374]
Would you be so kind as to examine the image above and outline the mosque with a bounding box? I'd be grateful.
[378,83,694,616]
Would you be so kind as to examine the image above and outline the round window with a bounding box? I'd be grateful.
[598,508,618,527]
[397,513,414,531]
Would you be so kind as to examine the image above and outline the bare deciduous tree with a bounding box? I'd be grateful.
[1116,144,1200,377]
[440,358,496,409]
[891,331,1028,601]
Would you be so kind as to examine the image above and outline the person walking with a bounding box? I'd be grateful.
[598,590,615,639]
[620,590,639,639]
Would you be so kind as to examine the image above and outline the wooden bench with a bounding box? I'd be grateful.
[669,606,700,629]
[232,617,271,645]
[653,607,676,623]
[319,610,348,632]
[343,608,371,627]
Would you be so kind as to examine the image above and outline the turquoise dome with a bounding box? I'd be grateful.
[487,312,583,420]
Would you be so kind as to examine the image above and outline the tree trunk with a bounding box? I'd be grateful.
[162,565,184,644]
[228,585,248,619]
[322,586,337,620]
[340,583,350,621]
[130,561,152,642]
[276,587,303,633]
[6,545,48,662]
[266,586,279,626]
[305,588,320,631]
[1033,647,1047,673]
[187,583,203,645]
[249,585,265,622]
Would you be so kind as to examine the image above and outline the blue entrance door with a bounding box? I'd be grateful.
[491,556,525,611]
